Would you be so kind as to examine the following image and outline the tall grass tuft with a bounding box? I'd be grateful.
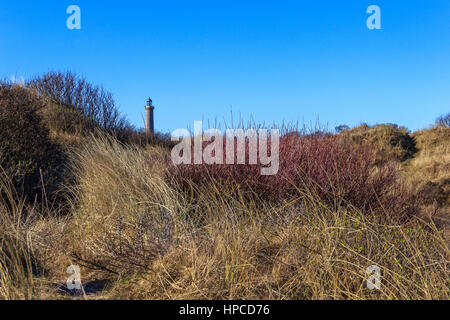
[0,170,41,300]
[66,133,187,274]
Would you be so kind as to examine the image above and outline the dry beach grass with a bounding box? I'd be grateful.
[1,133,447,300]
[0,81,448,300]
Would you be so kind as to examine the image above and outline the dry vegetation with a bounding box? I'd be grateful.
[341,123,417,165]
[405,126,450,207]
[0,77,448,300]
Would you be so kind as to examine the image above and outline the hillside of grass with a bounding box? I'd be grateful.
[0,75,448,300]
[340,123,449,210]
[405,126,450,207]
[340,123,417,165]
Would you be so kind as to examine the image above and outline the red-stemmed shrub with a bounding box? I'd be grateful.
[169,132,416,217]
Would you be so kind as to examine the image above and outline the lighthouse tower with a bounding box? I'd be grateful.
[145,98,155,138]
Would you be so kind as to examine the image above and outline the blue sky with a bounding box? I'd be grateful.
[0,0,449,132]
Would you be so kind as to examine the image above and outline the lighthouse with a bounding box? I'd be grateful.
[145,98,155,138]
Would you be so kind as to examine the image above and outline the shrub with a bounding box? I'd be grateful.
[335,125,350,133]
[0,83,65,203]
[27,71,130,133]
[436,113,450,128]
[169,132,415,218]
[38,101,98,136]
[115,129,176,149]
[341,124,417,164]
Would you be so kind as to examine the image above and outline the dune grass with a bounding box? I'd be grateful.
[62,134,449,300]
[0,132,448,300]
[404,127,450,207]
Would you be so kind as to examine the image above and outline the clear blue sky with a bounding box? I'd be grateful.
[0,0,449,132]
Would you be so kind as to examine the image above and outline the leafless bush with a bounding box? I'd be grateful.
[27,71,130,132]
[436,113,450,128]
